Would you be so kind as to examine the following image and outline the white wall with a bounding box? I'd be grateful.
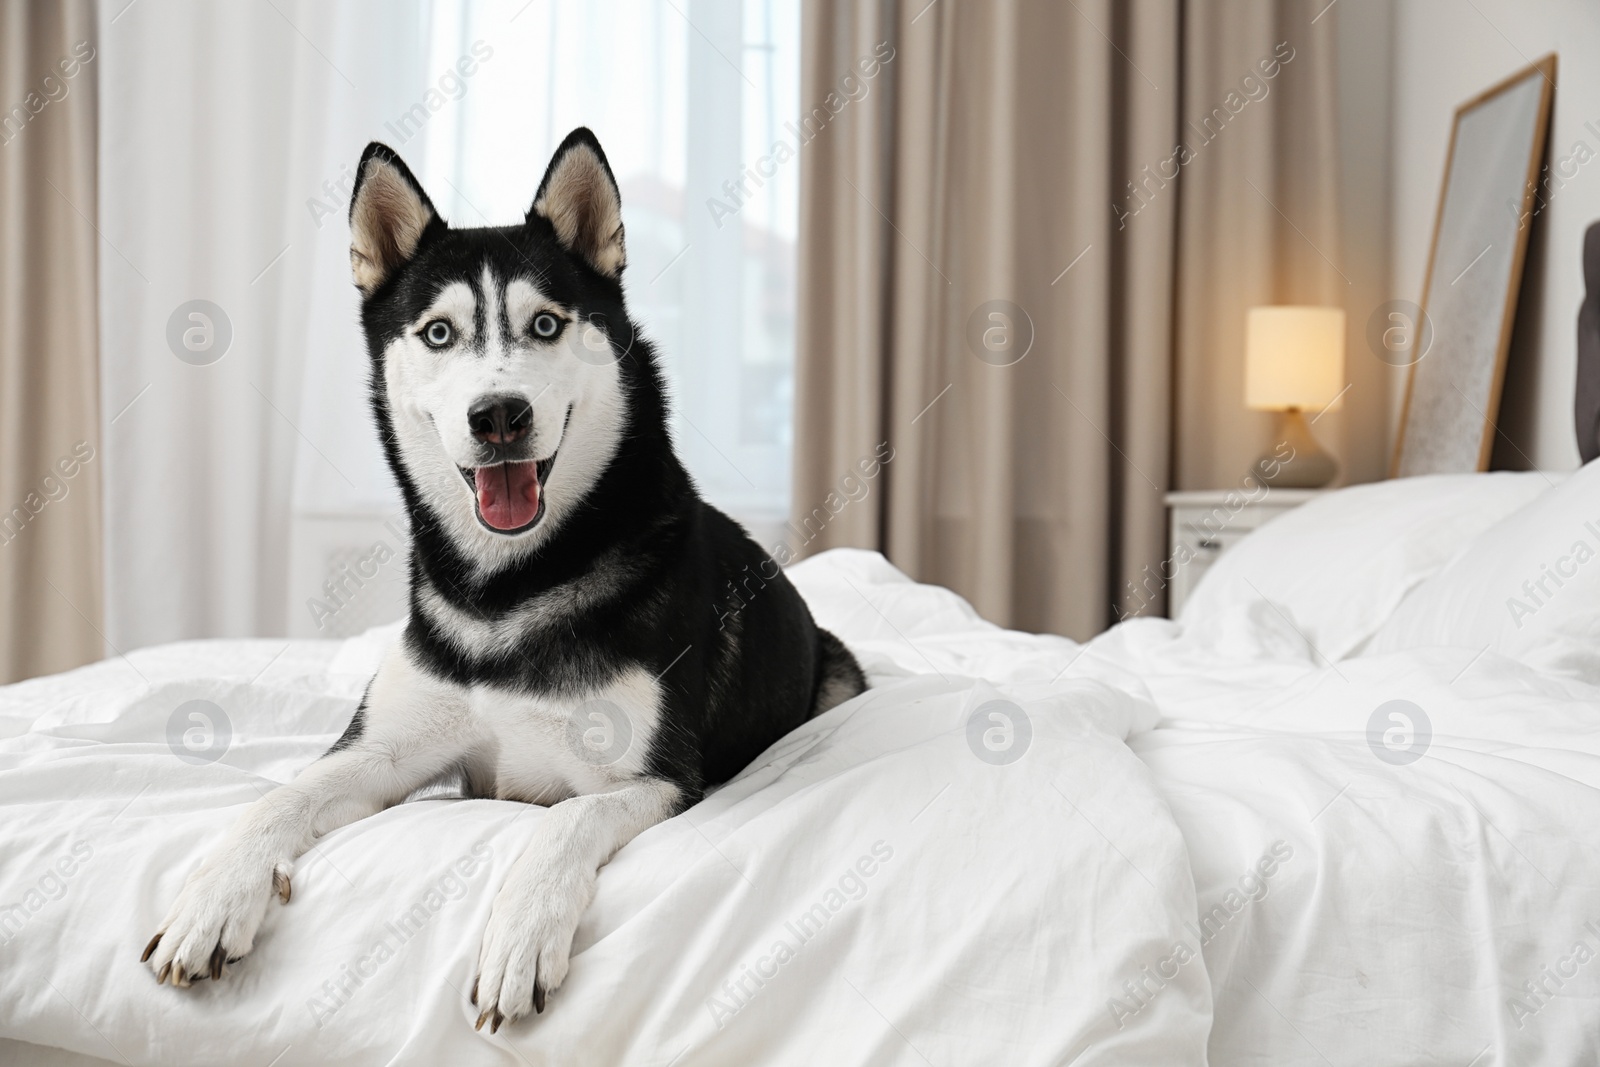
[1389,0,1600,471]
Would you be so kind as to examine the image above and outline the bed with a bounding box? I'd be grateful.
[3,448,1600,1065]
[8,224,1600,1064]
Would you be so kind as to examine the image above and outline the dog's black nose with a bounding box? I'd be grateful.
[468,395,533,445]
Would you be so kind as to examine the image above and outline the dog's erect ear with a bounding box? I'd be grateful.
[349,143,439,296]
[531,128,626,277]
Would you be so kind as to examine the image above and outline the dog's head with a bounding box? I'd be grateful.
[349,128,638,566]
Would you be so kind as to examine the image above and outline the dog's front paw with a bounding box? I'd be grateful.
[471,859,593,1032]
[142,850,291,988]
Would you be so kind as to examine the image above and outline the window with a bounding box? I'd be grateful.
[421,0,800,539]
[286,1,800,637]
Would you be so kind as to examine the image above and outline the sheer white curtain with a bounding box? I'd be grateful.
[414,0,800,537]
[99,0,798,648]
[98,0,430,651]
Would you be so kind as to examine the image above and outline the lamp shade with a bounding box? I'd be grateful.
[1245,306,1346,411]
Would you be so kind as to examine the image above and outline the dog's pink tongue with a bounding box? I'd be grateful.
[475,462,540,530]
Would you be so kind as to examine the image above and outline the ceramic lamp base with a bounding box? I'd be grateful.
[1252,408,1337,488]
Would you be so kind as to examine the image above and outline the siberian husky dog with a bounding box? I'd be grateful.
[142,128,865,1032]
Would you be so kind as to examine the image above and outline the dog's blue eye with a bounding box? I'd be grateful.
[423,320,453,348]
[532,312,561,340]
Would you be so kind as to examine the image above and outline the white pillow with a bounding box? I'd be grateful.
[1180,472,1555,661]
[1366,458,1600,680]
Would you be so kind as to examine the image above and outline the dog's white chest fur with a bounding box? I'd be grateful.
[465,666,664,804]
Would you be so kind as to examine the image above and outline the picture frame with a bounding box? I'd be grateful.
[1391,54,1557,477]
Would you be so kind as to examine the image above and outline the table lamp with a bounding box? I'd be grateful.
[1245,305,1346,488]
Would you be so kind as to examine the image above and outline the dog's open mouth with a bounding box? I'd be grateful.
[461,455,557,534]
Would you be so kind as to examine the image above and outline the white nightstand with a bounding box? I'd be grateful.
[1163,489,1327,617]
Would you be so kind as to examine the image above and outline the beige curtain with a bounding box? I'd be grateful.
[793,0,1343,636]
[1174,4,1346,490]
[0,0,103,683]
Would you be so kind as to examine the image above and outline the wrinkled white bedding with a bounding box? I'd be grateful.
[1102,619,1600,1064]
[0,552,1205,1067]
[2,540,1599,1066]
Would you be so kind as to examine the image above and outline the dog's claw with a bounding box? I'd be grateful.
[470,978,479,1006]
[156,962,171,985]
[534,982,545,1014]
[209,944,227,981]
[474,1009,491,1032]
[273,868,292,904]
[141,933,162,963]
[490,1009,504,1034]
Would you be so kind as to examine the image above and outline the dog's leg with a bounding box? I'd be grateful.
[143,644,473,986]
[472,777,682,1031]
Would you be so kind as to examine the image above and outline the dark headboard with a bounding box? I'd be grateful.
[1579,222,1600,463]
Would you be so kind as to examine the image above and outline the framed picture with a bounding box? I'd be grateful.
[1391,54,1557,477]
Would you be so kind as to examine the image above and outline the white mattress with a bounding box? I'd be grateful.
[2,546,1598,1065]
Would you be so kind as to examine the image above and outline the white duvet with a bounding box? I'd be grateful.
[0,552,1206,1067]
[3,531,1600,1064]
